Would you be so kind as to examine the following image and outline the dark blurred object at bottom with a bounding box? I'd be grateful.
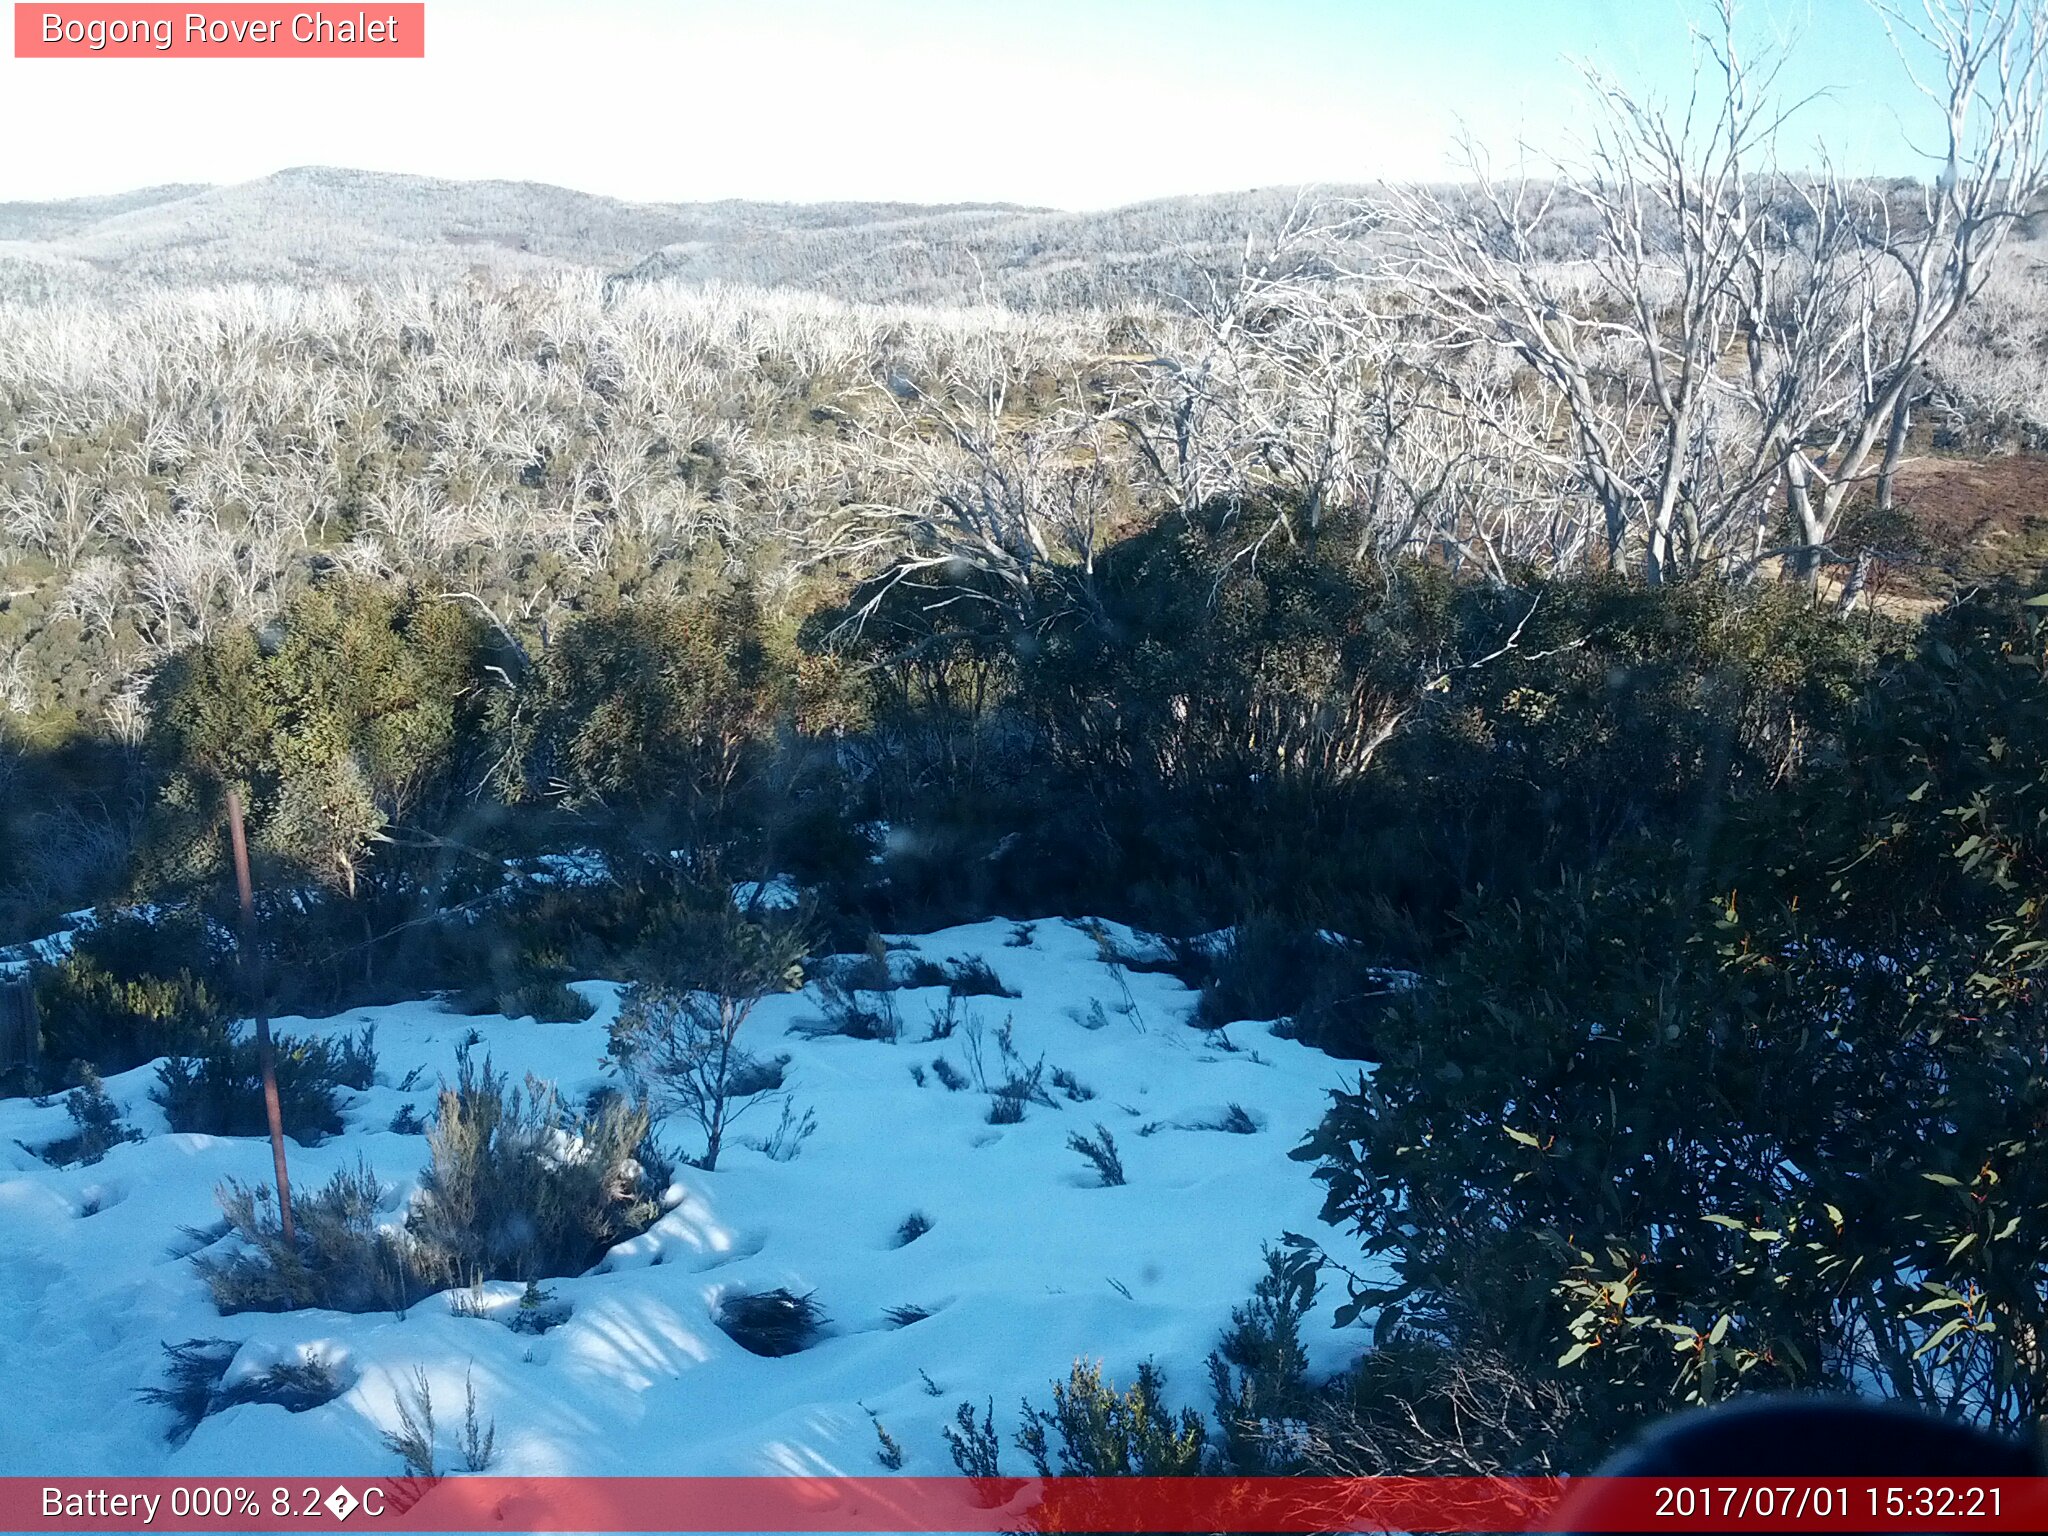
[1552,1395,2045,1535]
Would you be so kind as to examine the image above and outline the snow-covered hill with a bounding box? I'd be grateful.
[0,917,1369,1478]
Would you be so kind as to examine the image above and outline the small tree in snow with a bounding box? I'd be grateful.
[607,907,806,1171]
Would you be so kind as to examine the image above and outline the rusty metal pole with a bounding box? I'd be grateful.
[226,787,295,1245]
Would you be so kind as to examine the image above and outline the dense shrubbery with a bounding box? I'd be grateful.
[1017,1359,1208,1476]
[12,474,2001,1472]
[145,581,495,897]
[155,1026,376,1143]
[197,1048,670,1314]
[32,908,235,1077]
[18,516,1890,1017]
[1206,1246,1321,1473]
[198,1160,424,1315]
[607,898,808,1170]
[48,1066,141,1166]
[1297,590,2048,1455]
[507,586,788,822]
[812,522,1883,946]
[409,1051,670,1287]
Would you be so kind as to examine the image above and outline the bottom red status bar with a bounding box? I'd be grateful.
[7,1475,2048,1533]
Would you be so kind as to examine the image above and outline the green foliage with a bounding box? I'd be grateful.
[634,891,811,997]
[197,1050,669,1314]
[1298,591,2048,1451]
[827,523,1881,945]
[408,1049,669,1287]
[144,581,491,895]
[49,1064,141,1165]
[154,1026,376,1143]
[1367,572,1879,922]
[136,1338,241,1445]
[868,1410,906,1469]
[1015,1359,1206,1476]
[198,1160,425,1315]
[0,731,144,946]
[495,978,596,1023]
[800,975,902,1041]
[1207,1246,1319,1472]
[1024,524,1448,797]
[509,588,784,815]
[32,908,234,1075]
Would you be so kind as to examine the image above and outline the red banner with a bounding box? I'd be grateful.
[13,5,424,58]
[6,1475,2048,1532]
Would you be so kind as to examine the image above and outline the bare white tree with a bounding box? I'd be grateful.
[1373,0,2048,591]
[1764,0,2048,586]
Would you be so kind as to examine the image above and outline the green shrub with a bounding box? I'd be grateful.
[197,1160,425,1315]
[1207,1246,1319,1472]
[198,1051,670,1314]
[496,978,595,1023]
[1016,1359,1206,1476]
[942,1398,1004,1480]
[32,909,234,1076]
[607,901,807,1169]
[156,1027,376,1142]
[953,529,1886,944]
[407,1049,669,1287]
[509,587,785,817]
[145,581,492,897]
[48,1065,141,1165]
[1296,593,2048,1455]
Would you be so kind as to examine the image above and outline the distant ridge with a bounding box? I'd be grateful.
[0,166,1345,308]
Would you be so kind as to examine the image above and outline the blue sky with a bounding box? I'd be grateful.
[0,0,1942,206]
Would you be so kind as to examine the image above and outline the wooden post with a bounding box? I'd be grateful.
[0,978,38,1077]
[227,787,295,1244]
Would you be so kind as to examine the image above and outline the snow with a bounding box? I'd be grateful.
[0,916,1373,1478]
[0,907,99,978]
[509,850,613,888]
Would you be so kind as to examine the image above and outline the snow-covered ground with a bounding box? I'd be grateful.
[0,916,1371,1478]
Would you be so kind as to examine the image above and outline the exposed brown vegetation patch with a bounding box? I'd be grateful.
[1881,452,2048,598]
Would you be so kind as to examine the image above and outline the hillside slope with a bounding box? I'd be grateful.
[0,166,1331,305]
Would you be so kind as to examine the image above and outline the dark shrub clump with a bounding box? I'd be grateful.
[32,909,235,1078]
[138,1338,347,1444]
[717,1287,827,1357]
[156,1026,376,1142]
